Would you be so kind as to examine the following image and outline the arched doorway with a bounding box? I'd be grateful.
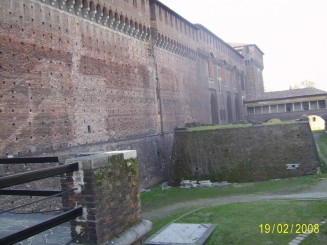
[308,115,325,131]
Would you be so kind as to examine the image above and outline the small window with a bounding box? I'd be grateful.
[286,103,293,112]
[263,106,269,114]
[164,11,168,24]
[133,0,137,7]
[294,102,301,111]
[318,100,326,109]
[159,7,162,21]
[302,102,309,110]
[310,101,318,110]
[247,107,254,116]
[208,55,214,79]
[241,78,245,91]
[254,106,262,115]
[141,0,145,10]
[270,105,277,113]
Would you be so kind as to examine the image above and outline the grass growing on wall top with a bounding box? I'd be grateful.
[187,120,298,132]
[264,119,299,125]
[187,124,251,132]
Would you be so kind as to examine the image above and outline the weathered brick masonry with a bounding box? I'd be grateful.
[61,151,142,244]
[0,0,249,187]
[170,122,320,184]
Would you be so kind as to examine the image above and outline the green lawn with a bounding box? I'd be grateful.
[147,200,327,245]
[302,222,327,245]
[141,174,323,211]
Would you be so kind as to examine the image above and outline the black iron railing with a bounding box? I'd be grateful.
[0,157,82,245]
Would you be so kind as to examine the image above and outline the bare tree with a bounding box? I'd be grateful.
[292,80,316,89]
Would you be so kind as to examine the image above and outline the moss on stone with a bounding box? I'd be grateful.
[120,158,138,176]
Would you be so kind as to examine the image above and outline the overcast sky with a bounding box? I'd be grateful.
[159,0,327,92]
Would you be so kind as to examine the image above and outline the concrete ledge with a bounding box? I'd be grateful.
[145,223,217,245]
[103,150,137,160]
[105,220,152,245]
[64,150,137,169]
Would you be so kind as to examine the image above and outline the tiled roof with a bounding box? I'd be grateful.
[246,87,327,102]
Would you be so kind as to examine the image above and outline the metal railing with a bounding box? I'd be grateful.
[0,157,82,245]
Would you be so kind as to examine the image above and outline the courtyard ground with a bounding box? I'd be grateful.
[141,131,327,244]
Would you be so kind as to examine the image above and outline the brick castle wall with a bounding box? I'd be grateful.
[0,0,248,186]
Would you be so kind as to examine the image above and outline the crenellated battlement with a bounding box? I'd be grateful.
[154,33,198,60]
[37,0,151,41]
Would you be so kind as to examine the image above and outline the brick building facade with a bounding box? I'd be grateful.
[0,0,263,187]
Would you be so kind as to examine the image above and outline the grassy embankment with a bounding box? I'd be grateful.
[186,120,297,132]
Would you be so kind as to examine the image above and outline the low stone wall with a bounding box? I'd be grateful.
[61,151,151,244]
[170,122,320,184]
[0,133,173,189]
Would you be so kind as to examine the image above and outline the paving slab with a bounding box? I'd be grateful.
[0,213,76,244]
[288,241,300,245]
[145,223,217,245]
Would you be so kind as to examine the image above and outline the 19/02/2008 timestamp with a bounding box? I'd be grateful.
[259,224,320,234]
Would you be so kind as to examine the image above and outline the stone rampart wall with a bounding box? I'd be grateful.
[170,122,320,184]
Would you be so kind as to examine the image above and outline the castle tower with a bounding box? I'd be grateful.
[232,44,265,100]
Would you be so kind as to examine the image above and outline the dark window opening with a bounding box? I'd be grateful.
[141,0,145,10]
[87,125,91,133]
[227,92,233,123]
[210,90,219,124]
[235,94,240,121]
[286,103,292,112]
[247,107,254,115]
[318,100,326,109]
[241,78,245,91]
